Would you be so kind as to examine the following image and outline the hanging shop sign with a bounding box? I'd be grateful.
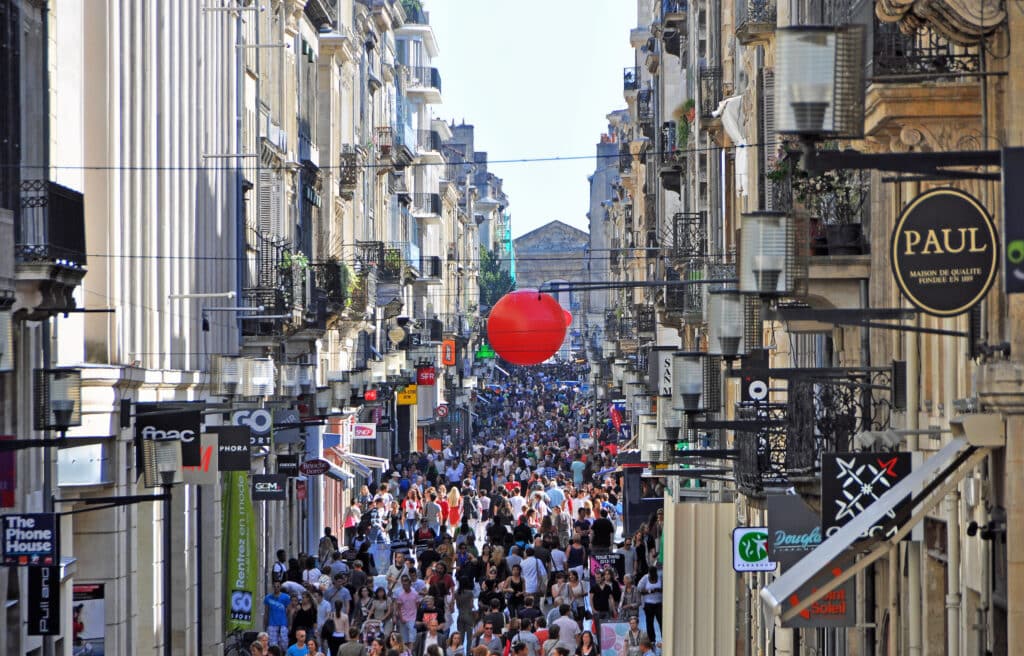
[767,495,855,628]
[233,408,273,447]
[251,474,288,501]
[136,402,203,467]
[215,426,252,472]
[441,339,457,366]
[2,513,58,566]
[353,423,377,440]
[396,385,418,406]
[890,188,998,316]
[416,365,436,386]
[273,409,302,445]
[277,454,300,477]
[298,458,330,476]
[182,433,219,486]
[821,452,911,540]
[732,527,776,572]
[27,565,60,635]
[1002,147,1024,294]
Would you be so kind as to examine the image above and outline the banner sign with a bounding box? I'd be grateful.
[277,454,299,477]
[396,385,418,406]
[416,366,436,386]
[1003,148,1024,293]
[890,187,998,316]
[733,527,776,572]
[768,494,855,628]
[73,583,105,652]
[2,513,58,565]
[821,452,911,540]
[224,472,257,631]
[598,622,632,656]
[273,409,302,445]
[215,426,251,472]
[353,423,376,440]
[589,551,625,581]
[136,402,203,467]
[0,436,15,508]
[232,408,273,447]
[183,433,219,486]
[298,458,330,476]
[441,339,457,366]
[27,566,60,635]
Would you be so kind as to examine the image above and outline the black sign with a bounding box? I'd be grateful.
[252,474,287,501]
[2,513,58,566]
[767,495,855,628]
[135,402,204,468]
[821,452,911,541]
[215,426,251,472]
[233,409,273,447]
[890,188,998,316]
[277,454,299,477]
[274,409,302,445]
[589,551,625,581]
[1002,148,1024,294]
[28,566,60,635]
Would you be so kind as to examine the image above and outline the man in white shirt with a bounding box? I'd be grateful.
[520,548,547,596]
[509,490,526,521]
[553,604,580,651]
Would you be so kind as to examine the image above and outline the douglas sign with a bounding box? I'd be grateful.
[890,188,998,316]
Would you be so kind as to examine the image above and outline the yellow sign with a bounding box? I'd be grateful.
[397,385,418,406]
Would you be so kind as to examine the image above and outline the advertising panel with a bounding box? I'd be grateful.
[73,583,105,654]
[2,513,58,565]
[224,472,257,631]
[821,452,912,540]
[135,402,203,467]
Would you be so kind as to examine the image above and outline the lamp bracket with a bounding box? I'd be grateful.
[799,140,1001,181]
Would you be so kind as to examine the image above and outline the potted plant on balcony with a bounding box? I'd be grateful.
[674,99,696,147]
[382,248,403,280]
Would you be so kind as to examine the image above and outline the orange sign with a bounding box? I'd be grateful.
[441,339,457,366]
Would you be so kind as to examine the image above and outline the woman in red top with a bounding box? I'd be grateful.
[401,488,422,540]
[437,484,450,535]
[446,486,462,529]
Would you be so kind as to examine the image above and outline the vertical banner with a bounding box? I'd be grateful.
[72,583,105,653]
[27,566,60,635]
[0,435,15,507]
[223,471,257,631]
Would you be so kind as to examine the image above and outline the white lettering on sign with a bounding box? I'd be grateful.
[141,426,196,442]
[3,517,54,555]
[233,409,272,434]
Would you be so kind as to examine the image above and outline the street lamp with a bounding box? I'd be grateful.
[775,25,865,138]
[0,309,12,372]
[243,357,276,397]
[34,368,82,432]
[707,290,746,358]
[327,371,352,406]
[210,354,243,397]
[672,352,705,412]
[740,212,792,296]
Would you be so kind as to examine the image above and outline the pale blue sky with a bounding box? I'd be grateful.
[426,1,636,239]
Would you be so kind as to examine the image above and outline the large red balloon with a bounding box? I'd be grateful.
[487,290,567,365]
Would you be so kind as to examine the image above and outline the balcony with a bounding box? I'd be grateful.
[418,255,442,282]
[15,180,87,317]
[623,66,641,93]
[411,193,442,223]
[347,268,377,317]
[417,129,441,153]
[406,66,442,104]
[661,0,686,58]
[637,89,654,125]
[375,126,394,160]
[312,260,352,316]
[619,143,633,173]
[356,240,385,270]
[699,67,723,120]
[663,0,687,23]
[659,122,684,193]
[339,144,365,199]
[735,0,776,45]
[670,212,707,261]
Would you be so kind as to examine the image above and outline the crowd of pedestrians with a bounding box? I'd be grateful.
[246,363,664,656]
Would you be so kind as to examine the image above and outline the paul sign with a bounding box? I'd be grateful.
[890,188,998,316]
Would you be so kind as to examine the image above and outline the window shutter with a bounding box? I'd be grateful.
[258,169,274,236]
[760,70,776,210]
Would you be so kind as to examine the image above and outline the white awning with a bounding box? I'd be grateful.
[339,454,373,477]
[327,464,355,484]
[760,438,989,623]
[343,452,390,472]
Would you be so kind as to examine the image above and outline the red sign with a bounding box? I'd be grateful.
[610,407,623,432]
[441,340,457,366]
[364,389,378,402]
[416,366,436,386]
[0,436,14,508]
[435,404,449,418]
[299,458,331,476]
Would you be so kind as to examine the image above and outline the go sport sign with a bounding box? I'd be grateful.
[732,527,776,572]
[890,188,998,317]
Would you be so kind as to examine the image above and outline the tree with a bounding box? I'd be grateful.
[479,246,514,308]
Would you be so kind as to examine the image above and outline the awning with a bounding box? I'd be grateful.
[340,454,373,477]
[761,438,989,623]
[327,464,355,484]
[343,452,390,473]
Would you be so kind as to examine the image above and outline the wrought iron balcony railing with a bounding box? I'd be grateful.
[356,240,384,271]
[348,269,376,315]
[700,67,723,119]
[416,129,442,153]
[420,255,442,279]
[311,260,350,310]
[735,0,776,45]
[871,18,979,80]
[375,127,394,158]
[17,180,87,269]
[619,144,633,172]
[408,66,442,93]
[671,212,707,260]
[412,193,442,216]
[637,89,654,124]
[339,144,365,196]
[623,66,641,92]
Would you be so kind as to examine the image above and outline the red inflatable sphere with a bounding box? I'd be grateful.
[563,309,573,326]
[487,290,567,365]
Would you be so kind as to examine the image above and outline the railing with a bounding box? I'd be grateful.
[871,19,979,79]
[312,260,349,309]
[671,212,707,260]
[623,66,641,92]
[348,269,376,314]
[734,403,789,497]
[637,89,654,124]
[356,240,384,270]
[662,0,687,18]
[735,0,776,44]
[16,180,87,269]
[660,122,684,166]
[637,305,656,335]
[609,238,621,270]
[420,255,442,278]
[700,67,723,119]
[416,129,442,153]
[375,127,393,157]
[339,144,363,194]
[412,193,442,216]
[408,66,442,93]
[619,144,633,172]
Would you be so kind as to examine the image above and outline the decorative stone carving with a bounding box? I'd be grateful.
[876,0,1005,47]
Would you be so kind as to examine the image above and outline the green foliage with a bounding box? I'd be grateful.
[279,250,309,271]
[479,247,514,308]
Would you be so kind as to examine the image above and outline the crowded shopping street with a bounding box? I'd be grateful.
[247,364,663,656]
